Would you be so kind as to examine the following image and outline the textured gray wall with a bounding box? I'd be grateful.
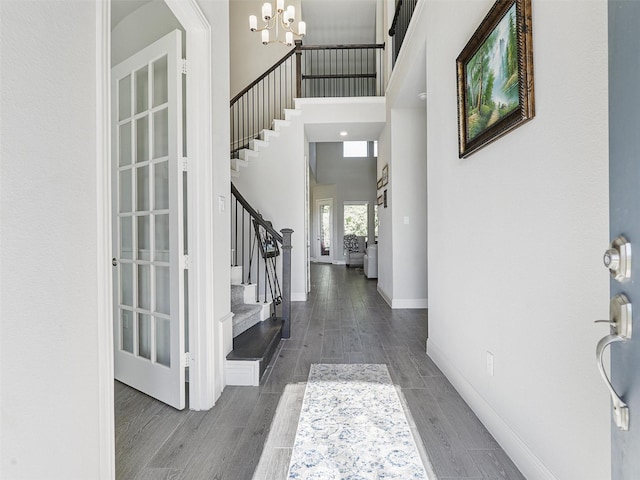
[609,1,640,478]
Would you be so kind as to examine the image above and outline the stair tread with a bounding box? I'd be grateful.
[231,303,263,320]
[227,317,283,361]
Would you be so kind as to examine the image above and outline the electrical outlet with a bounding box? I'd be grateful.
[486,351,494,376]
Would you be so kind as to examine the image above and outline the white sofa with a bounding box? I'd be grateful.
[364,244,378,278]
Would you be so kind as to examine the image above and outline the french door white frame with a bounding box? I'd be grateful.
[315,198,334,263]
[97,0,215,478]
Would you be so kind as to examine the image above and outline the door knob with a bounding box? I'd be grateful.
[594,294,632,431]
[604,236,631,281]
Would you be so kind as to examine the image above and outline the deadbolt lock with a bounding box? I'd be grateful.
[604,236,631,281]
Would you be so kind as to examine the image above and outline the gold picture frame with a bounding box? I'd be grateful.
[456,0,534,158]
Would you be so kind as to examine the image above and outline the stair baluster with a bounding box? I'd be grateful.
[231,183,292,339]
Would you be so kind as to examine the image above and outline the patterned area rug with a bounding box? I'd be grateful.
[287,364,431,479]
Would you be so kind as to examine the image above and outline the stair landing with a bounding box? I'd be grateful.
[226,317,283,386]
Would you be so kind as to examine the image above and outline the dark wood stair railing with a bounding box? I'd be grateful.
[231,182,293,339]
[388,0,418,66]
[230,42,385,159]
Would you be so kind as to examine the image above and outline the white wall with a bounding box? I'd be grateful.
[1,1,106,478]
[197,0,232,400]
[314,142,377,263]
[387,108,427,308]
[420,1,610,479]
[232,114,308,301]
[377,113,429,308]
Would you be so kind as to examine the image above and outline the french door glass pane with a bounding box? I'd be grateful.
[138,264,151,310]
[120,216,133,260]
[138,313,151,360]
[119,169,132,213]
[118,74,131,121]
[119,123,132,166]
[154,161,169,210]
[320,204,331,256]
[136,165,150,211]
[135,66,149,114]
[153,55,168,107]
[121,310,134,353]
[155,266,170,315]
[155,214,170,262]
[137,215,150,260]
[156,318,171,367]
[136,116,149,163]
[120,262,133,306]
[153,108,169,159]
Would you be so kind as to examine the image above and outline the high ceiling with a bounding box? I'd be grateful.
[301,0,378,45]
[111,0,154,29]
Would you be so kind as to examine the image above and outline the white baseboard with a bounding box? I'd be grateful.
[291,292,308,302]
[391,298,428,309]
[377,284,392,307]
[225,360,260,386]
[376,285,428,309]
[332,260,346,265]
[426,340,558,480]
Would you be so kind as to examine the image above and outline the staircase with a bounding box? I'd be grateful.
[230,266,271,336]
[225,184,293,386]
[230,115,297,178]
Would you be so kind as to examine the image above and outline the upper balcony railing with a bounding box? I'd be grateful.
[388,0,418,67]
[230,41,385,159]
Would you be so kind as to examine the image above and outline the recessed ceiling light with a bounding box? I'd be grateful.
[340,131,348,136]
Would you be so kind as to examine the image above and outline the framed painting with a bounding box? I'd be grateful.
[456,0,534,158]
[382,164,389,186]
[377,178,383,190]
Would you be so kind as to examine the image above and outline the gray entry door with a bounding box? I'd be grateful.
[609,1,640,477]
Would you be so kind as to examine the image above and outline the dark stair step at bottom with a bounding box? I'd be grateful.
[226,317,283,380]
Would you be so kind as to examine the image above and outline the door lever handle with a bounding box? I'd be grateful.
[596,334,629,431]
[594,320,616,325]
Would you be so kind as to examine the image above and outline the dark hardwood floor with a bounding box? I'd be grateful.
[115,263,525,480]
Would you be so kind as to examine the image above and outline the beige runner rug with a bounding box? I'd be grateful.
[285,364,432,479]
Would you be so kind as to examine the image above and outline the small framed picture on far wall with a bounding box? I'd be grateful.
[382,165,389,186]
[377,178,383,190]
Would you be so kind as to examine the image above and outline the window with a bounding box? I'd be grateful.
[373,141,378,157]
[343,141,368,157]
[344,202,369,240]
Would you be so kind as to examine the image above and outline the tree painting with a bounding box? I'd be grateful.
[465,5,519,141]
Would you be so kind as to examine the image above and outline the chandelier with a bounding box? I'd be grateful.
[249,1,306,46]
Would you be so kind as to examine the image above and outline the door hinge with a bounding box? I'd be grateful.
[181,254,190,270]
[183,352,191,367]
[181,59,188,75]
[181,158,188,172]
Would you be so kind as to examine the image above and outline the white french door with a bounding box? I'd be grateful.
[111,30,186,410]
[315,198,333,263]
